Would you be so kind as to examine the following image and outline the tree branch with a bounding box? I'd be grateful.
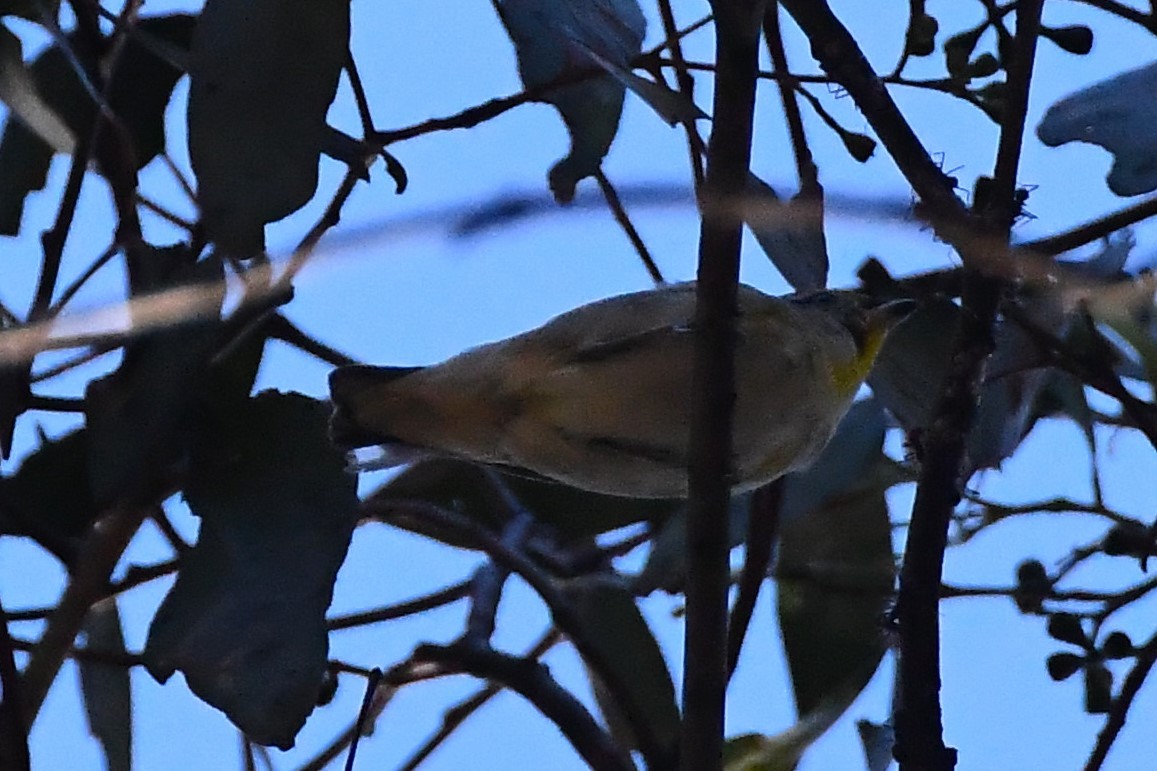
[0,595,29,771]
[682,3,765,770]
[413,641,633,771]
[21,504,149,724]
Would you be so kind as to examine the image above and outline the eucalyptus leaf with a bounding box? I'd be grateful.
[744,173,828,293]
[84,247,224,504]
[565,575,679,765]
[1037,61,1157,197]
[188,0,348,255]
[0,428,95,562]
[775,401,893,720]
[495,0,646,202]
[144,392,359,748]
[0,13,194,235]
[79,599,132,771]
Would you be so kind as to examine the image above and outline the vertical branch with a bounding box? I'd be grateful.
[682,3,766,770]
[895,3,1043,770]
[0,597,29,771]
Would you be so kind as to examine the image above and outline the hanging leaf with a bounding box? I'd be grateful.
[495,0,646,202]
[1040,25,1094,56]
[565,575,680,766]
[775,400,893,722]
[744,173,828,293]
[188,0,349,255]
[870,296,1066,477]
[0,13,194,236]
[84,247,225,504]
[144,392,359,748]
[1036,61,1157,197]
[0,428,95,563]
[79,599,132,771]
[904,11,938,58]
[856,719,896,771]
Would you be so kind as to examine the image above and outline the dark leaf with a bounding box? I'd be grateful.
[565,575,679,762]
[905,13,938,58]
[856,719,895,771]
[1102,522,1152,558]
[0,356,30,457]
[776,400,894,719]
[495,0,646,202]
[634,495,749,594]
[189,0,349,254]
[1101,631,1135,660]
[744,173,828,293]
[79,599,131,771]
[0,428,95,562]
[84,247,224,504]
[1013,558,1049,613]
[0,0,59,22]
[1036,62,1157,197]
[974,80,1007,123]
[944,27,984,80]
[0,14,194,236]
[840,130,876,163]
[1041,25,1094,56]
[1046,652,1084,682]
[968,53,1000,79]
[1047,613,1090,649]
[870,297,1061,478]
[144,392,359,748]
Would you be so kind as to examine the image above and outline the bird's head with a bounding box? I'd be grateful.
[792,290,918,397]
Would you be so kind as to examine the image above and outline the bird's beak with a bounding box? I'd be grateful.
[871,298,919,330]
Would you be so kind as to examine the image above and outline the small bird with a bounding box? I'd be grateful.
[329,283,914,499]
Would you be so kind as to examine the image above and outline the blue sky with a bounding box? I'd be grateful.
[2,1,1157,769]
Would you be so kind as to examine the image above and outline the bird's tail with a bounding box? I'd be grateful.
[328,364,423,449]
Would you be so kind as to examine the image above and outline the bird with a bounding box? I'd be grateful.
[328,282,915,499]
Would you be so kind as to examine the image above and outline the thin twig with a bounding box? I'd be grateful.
[344,668,382,771]
[655,0,706,188]
[763,4,820,195]
[328,581,471,631]
[48,244,120,316]
[727,482,783,679]
[364,497,671,769]
[594,170,665,285]
[1022,195,1157,257]
[266,314,357,368]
